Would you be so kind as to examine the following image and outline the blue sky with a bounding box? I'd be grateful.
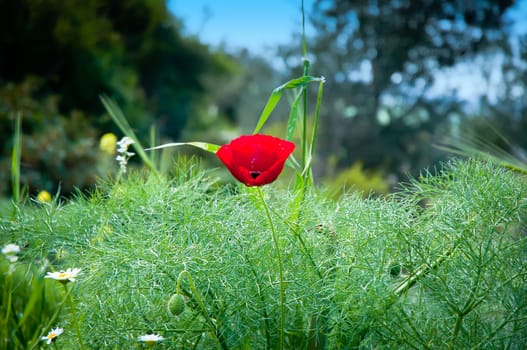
[169,0,526,56]
[168,0,314,55]
[506,0,527,36]
[168,0,527,109]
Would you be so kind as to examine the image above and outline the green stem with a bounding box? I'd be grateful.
[250,266,272,350]
[301,61,310,183]
[176,270,226,350]
[63,284,85,350]
[448,312,464,350]
[301,0,307,58]
[11,111,22,204]
[29,283,73,350]
[291,228,322,280]
[301,0,310,183]
[393,244,456,296]
[308,79,325,175]
[234,240,272,350]
[257,187,285,350]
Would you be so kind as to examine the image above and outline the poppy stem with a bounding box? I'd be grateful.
[63,284,85,350]
[257,187,285,350]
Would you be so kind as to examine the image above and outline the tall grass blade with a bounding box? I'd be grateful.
[437,125,527,174]
[302,0,307,58]
[11,112,22,203]
[253,89,283,134]
[286,89,304,141]
[149,125,159,169]
[145,142,220,154]
[308,79,325,160]
[301,61,311,175]
[100,95,158,174]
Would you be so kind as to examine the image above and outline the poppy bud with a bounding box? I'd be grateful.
[167,293,185,316]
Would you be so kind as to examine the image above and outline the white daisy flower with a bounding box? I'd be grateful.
[2,243,21,262]
[41,327,64,344]
[44,268,81,283]
[138,333,165,345]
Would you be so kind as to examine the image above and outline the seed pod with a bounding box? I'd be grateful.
[167,293,185,316]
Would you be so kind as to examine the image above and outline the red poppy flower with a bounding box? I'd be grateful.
[216,134,295,187]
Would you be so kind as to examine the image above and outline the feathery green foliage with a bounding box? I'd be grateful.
[2,159,526,349]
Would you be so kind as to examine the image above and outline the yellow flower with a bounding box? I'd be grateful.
[99,132,118,155]
[37,190,52,203]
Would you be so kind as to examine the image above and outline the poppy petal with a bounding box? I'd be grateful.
[217,134,295,186]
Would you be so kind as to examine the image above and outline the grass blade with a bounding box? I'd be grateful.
[100,95,158,174]
[308,78,325,159]
[11,112,22,203]
[145,142,220,154]
[286,89,304,141]
[253,89,283,134]
[436,125,527,174]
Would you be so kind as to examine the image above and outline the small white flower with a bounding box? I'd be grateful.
[116,136,136,173]
[138,334,165,344]
[2,243,21,262]
[2,243,21,255]
[41,327,64,344]
[116,155,127,164]
[116,155,132,173]
[44,268,81,283]
[116,136,135,152]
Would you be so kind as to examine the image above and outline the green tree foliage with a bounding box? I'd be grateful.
[0,0,233,196]
[280,0,520,183]
[0,0,229,137]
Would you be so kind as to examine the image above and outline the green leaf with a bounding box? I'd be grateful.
[286,89,304,141]
[286,155,301,172]
[253,89,283,134]
[16,277,43,328]
[282,76,319,89]
[146,142,220,154]
[253,76,325,134]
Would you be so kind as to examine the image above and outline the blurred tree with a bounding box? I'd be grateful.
[280,0,521,183]
[0,0,230,138]
[0,0,234,196]
[225,50,288,134]
[182,48,288,144]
